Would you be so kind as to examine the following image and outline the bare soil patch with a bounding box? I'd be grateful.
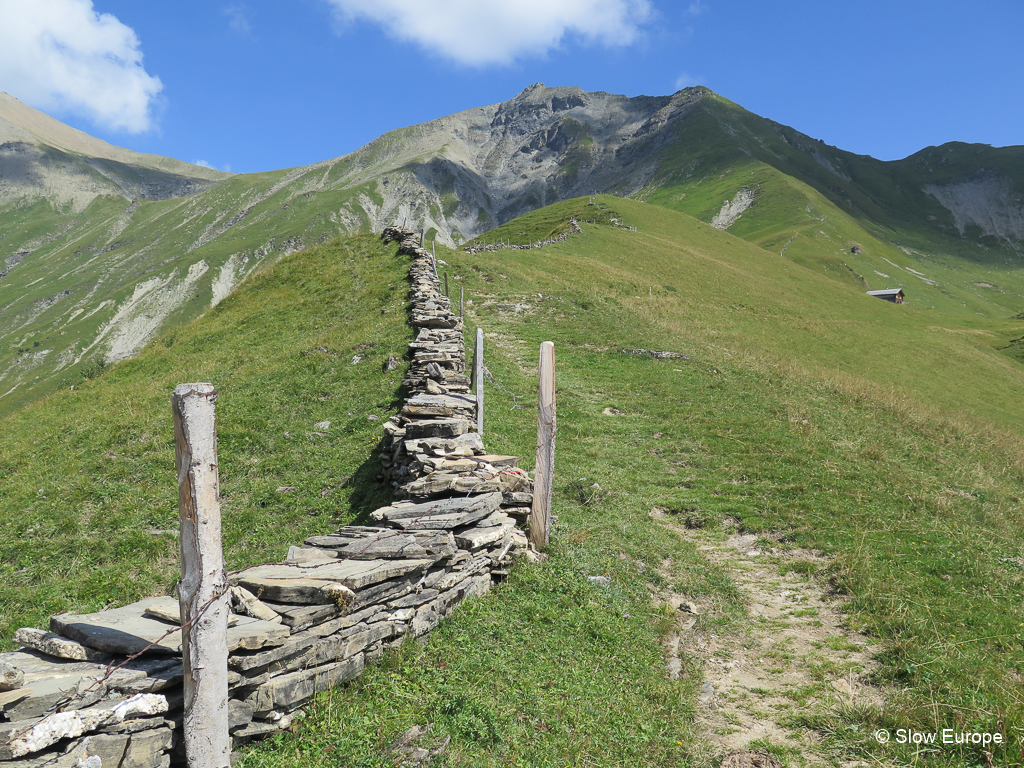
[653,516,889,767]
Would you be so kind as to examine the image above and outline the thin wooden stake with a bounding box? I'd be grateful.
[475,328,484,436]
[444,271,449,298]
[530,342,556,548]
[460,286,464,319]
[173,383,230,768]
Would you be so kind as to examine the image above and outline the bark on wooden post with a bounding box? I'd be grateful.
[173,383,230,768]
[475,328,484,436]
[530,342,556,548]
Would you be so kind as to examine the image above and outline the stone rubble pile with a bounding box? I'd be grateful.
[0,228,535,768]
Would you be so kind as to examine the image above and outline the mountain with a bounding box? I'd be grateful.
[0,92,228,205]
[1,85,1024,412]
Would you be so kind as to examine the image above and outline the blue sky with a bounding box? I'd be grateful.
[1,0,1022,174]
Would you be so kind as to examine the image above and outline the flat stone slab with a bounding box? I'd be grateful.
[231,576,356,606]
[455,523,515,551]
[404,433,485,458]
[406,394,476,410]
[14,628,114,663]
[232,557,434,594]
[476,511,516,528]
[141,596,241,627]
[51,598,288,657]
[403,473,505,499]
[303,529,456,560]
[1,692,168,760]
[401,404,463,419]
[0,650,111,721]
[403,418,470,439]
[0,652,178,722]
[474,454,518,468]
[262,602,341,632]
[503,491,534,505]
[244,656,365,716]
[371,492,501,526]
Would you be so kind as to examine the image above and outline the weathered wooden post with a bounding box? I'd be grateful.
[444,271,449,298]
[173,383,230,768]
[460,286,464,319]
[475,328,484,435]
[530,342,556,548]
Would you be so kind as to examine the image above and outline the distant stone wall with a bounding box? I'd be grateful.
[461,212,635,255]
[0,228,534,768]
[462,218,582,254]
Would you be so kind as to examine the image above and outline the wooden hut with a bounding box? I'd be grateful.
[866,288,905,304]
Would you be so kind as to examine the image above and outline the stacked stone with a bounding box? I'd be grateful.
[0,525,514,768]
[0,226,538,768]
[462,219,583,254]
[377,228,535,536]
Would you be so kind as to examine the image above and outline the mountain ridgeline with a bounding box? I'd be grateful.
[1,85,1024,411]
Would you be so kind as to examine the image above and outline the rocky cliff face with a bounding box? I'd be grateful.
[326,83,708,244]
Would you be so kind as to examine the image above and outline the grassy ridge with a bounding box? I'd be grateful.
[0,234,408,639]
[4,199,1024,766]
[239,200,1024,767]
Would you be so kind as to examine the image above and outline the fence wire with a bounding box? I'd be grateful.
[483,366,522,410]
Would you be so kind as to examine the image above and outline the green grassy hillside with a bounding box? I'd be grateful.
[248,199,1024,766]
[0,168,389,413]
[4,195,1024,765]
[4,85,1024,419]
[0,234,408,637]
[633,93,1024,327]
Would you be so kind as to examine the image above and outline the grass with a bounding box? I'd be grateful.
[4,197,1024,766]
[243,199,1024,766]
[0,233,409,636]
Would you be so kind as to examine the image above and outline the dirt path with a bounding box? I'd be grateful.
[653,516,888,767]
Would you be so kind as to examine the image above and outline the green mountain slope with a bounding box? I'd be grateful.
[3,85,1024,415]
[637,93,1024,320]
[0,234,406,638]
[3,201,1024,765]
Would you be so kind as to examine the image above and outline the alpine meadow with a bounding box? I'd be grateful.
[1,84,1024,768]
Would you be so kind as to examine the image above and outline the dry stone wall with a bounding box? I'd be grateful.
[462,218,582,254]
[0,228,534,768]
[462,212,635,255]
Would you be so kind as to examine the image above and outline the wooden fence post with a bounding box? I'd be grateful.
[173,383,230,768]
[460,286,464,319]
[444,271,449,298]
[530,342,556,548]
[475,328,484,436]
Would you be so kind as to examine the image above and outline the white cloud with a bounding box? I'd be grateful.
[674,71,705,90]
[0,0,162,133]
[686,1,706,16]
[325,0,654,66]
[224,4,253,35]
[192,159,232,172]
